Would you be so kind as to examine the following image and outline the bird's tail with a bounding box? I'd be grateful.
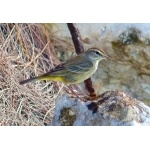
[19,74,64,85]
[19,77,38,84]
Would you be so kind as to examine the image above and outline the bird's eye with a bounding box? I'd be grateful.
[95,51,100,55]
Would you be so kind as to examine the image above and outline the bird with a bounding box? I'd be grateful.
[20,48,110,85]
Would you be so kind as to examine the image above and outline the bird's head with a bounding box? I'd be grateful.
[85,47,111,62]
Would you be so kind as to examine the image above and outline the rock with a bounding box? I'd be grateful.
[52,91,150,126]
[50,24,150,103]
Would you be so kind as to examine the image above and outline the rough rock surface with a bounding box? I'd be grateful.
[52,24,150,102]
[52,91,150,126]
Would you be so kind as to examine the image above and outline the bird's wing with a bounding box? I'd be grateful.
[65,60,93,73]
[40,56,93,76]
[38,63,66,77]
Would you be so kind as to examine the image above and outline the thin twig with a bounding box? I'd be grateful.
[67,23,85,54]
[67,23,96,97]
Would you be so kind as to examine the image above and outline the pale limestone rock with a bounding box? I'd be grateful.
[52,91,150,126]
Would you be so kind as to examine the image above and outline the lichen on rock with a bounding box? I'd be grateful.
[59,107,76,126]
[52,91,150,126]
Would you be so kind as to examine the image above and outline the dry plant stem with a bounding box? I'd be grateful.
[0,23,65,125]
[15,24,31,60]
[67,23,96,97]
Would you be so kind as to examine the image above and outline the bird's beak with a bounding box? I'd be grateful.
[100,48,120,62]
[91,47,112,60]
[105,54,112,60]
[104,53,120,62]
[100,49,112,60]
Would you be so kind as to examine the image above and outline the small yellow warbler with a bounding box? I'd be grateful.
[20,48,109,85]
